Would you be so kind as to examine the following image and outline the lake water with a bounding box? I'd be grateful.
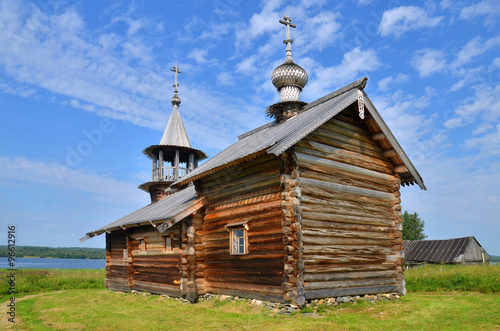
[1,257,105,269]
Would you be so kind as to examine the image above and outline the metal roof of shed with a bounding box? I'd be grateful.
[403,236,488,264]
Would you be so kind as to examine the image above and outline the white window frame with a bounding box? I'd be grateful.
[225,221,249,255]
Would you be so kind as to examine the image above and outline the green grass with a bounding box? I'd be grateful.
[12,290,500,330]
[405,264,500,293]
[5,265,500,330]
[0,269,105,302]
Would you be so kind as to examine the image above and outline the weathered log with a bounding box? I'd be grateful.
[304,285,400,300]
[204,199,282,222]
[205,275,283,286]
[295,140,393,174]
[300,195,395,217]
[301,186,394,209]
[302,236,394,247]
[302,211,394,227]
[303,269,396,282]
[303,253,387,264]
[300,176,396,201]
[303,244,395,256]
[304,277,398,291]
[301,228,397,240]
[304,263,396,274]
[204,281,283,294]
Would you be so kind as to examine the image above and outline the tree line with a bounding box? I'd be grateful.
[0,246,105,260]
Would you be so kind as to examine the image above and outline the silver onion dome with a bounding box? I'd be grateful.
[171,93,181,106]
[271,59,308,90]
[272,15,308,102]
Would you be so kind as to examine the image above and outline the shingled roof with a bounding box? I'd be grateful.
[159,105,192,148]
[176,77,425,189]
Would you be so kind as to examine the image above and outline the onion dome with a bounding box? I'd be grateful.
[272,59,308,102]
[272,15,308,102]
[171,93,181,106]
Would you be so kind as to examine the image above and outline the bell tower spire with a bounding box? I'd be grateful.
[138,66,207,203]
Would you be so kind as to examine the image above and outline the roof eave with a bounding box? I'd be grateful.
[363,92,426,190]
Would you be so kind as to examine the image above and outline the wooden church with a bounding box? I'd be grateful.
[83,15,425,307]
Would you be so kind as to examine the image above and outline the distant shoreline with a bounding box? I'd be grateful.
[0,245,105,260]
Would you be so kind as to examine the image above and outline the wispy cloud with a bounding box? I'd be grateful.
[412,49,447,77]
[305,47,381,99]
[0,156,144,203]
[377,73,409,91]
[444,84,500,129]
[378,6,443,38]
[460,0,499,27]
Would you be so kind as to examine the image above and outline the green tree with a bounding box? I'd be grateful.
[402,211,428,240]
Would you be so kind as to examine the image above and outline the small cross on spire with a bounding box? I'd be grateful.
[171,65,181,94]
[279,14,296,61]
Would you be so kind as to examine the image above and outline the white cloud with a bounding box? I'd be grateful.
[412,49,447,77]
[357,0,374,6]
[235,0,283,48]
[0,79,36,97]
[378,6,443,38]
[466,122,500,157]
[0,0,171,131]
[0,156,143,203]
[451,36,500,69]
[445,84,500,129]
[216,72,235,86]
[460,0,499,27]
[305,47,381,99]
[377,73,409,91]
[371,89,446,163]
[449,66,484,92]
[187,49,219,66]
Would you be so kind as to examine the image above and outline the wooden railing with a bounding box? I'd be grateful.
[152,167,189,181]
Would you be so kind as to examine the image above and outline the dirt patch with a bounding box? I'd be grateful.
[0,291,66,329]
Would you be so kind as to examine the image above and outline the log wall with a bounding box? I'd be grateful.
[200,154,286,302]
[105,231,129,291]
[127,224,183,296]
[296,111,405,299]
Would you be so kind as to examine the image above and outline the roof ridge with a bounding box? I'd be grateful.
[301,76,367,112]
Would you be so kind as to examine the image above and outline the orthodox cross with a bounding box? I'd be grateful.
[279,14,296,61]
[171,65,181,93]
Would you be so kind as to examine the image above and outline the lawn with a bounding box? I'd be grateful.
[11,290,500,330]
[2,264,500,330]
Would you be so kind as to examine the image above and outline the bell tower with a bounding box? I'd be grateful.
[138,66,207,203]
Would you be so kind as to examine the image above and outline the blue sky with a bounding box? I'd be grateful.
[0,0,499,255]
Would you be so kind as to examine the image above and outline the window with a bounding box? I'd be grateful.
[165,236,172,251]
[139,239,147,252]
[123,249,128,262]
[231,228,246,254]
[226,221,248,255]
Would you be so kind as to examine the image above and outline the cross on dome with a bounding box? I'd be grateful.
[171,65,181,94]
[279,14,296,62]
[170,65,182,106]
